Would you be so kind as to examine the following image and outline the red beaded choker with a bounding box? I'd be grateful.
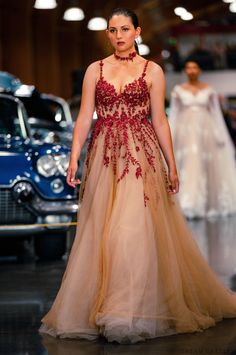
[114,51,137,62]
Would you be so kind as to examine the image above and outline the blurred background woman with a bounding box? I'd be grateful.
[170,60,236,219]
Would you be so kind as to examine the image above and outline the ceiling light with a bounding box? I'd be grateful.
[34,0,57,9]
[181,11,194,21]
[222,0,234,3]
[174,7,187,16]
[138,44,150,56]
[229,1,236,12]
[63,7,85,21]
[87,17,107,31]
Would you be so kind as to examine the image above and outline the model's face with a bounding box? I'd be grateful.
[107,14,141,52]
[184,62,201,80]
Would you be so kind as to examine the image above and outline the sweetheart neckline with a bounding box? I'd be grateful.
[96,76,149,96]
[178,85,211,96]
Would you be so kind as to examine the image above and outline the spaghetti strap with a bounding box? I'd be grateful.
[142,60,149,78]
[99,60,104,79]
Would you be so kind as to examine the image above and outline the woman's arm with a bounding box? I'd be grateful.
[67,62,98,187]
[149,62,179,194]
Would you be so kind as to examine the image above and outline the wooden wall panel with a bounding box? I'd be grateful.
[0,0,89,99]
[0,3,34,83]
[32,10,61,95]
[57,24,84,98]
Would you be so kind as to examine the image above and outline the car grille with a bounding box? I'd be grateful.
[0,188,36,225]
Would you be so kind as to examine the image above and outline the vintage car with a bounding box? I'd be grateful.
[0,71,90,178]
[0,93,78,260]
[15,85,74,147]
[0,71,73,146]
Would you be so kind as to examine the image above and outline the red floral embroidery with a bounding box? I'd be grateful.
[136,167,142,179]
[144,193,150,207]
[84,60,164,206]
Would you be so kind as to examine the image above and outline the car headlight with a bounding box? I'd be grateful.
[51,178,64,193]
[37,154,69,177]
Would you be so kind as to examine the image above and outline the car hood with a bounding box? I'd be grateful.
[0,138,32,182]
[0,136,66,154]
[0,136,31,153]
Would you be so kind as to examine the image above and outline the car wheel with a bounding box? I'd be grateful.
[34,232,67,261]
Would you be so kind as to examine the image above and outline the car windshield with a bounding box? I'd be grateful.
[0,97,26,138]
[42,98,68,127]
[28,117,64,132]
[18,91,54,119]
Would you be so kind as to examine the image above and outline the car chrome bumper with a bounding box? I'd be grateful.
[0,184,78,236]
[0,199,79,236]
[0,224,53,236]
[31,198,78,215]
[0,219,77,236]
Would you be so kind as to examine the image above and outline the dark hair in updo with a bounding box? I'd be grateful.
[107,8,140,53]
[184,58,202,69]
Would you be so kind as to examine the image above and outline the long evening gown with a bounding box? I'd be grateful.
[169,85,236,219]
[40,61,236,343]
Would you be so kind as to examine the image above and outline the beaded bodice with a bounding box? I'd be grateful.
[95,60,150,121]
[84,60,166,206]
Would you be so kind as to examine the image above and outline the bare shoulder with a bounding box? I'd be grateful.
[83,61,102,84]
[85,61,101,74]
[146,61,165,88]
[180,82,188,89]
[197,82,212,91]
[146,61,165,82]
[147,61,164,75]
[201,82,212,89]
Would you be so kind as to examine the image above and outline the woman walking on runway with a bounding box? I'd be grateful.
[40,9,236,344]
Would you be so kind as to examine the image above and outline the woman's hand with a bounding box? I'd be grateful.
[66,161,81,188]
[168,168,179,195]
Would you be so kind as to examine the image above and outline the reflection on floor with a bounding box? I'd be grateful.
[189,216,236,289]
[1,216,236,354]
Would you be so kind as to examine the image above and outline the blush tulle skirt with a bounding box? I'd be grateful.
[39,128,236,343]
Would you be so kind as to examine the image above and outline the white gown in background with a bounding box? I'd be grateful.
[169,85,236,219]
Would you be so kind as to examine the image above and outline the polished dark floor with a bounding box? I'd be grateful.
[1,217,236,354]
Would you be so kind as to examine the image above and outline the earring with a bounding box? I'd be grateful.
[135,36,141,44]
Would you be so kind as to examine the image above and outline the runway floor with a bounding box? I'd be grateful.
[1,216,236,354]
